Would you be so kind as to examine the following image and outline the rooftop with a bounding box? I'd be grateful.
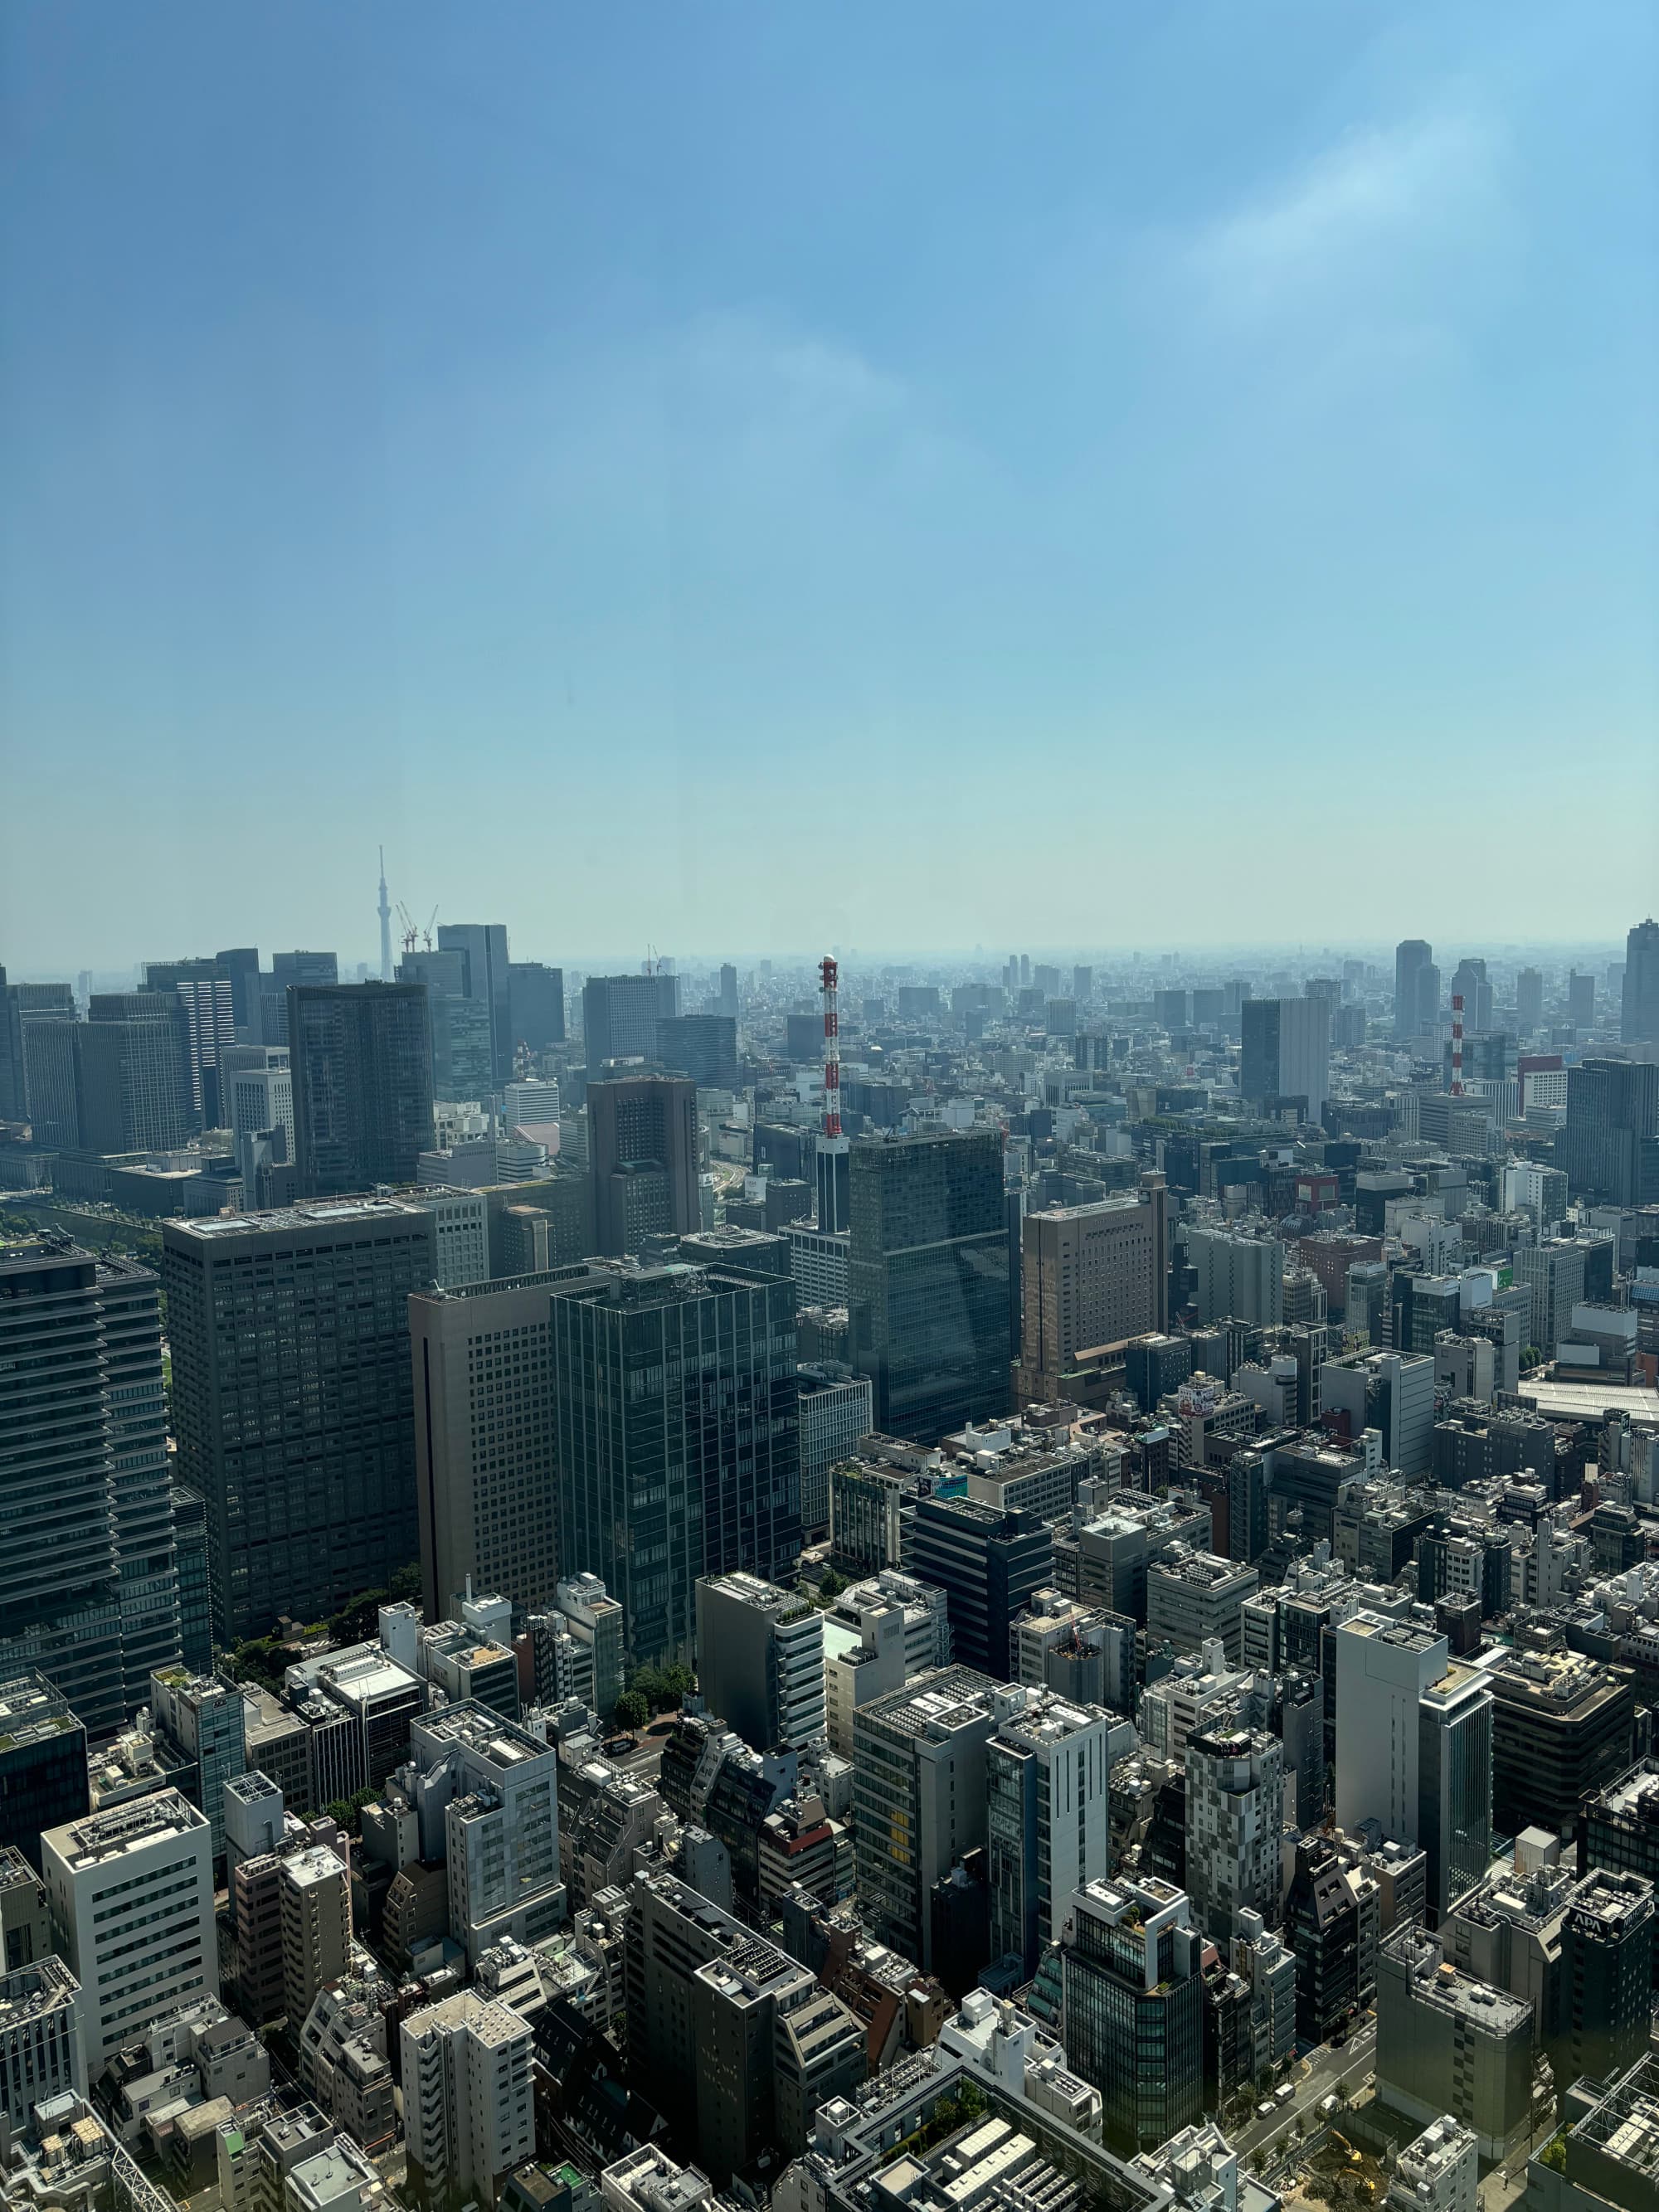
[414,1702,551,1772]
[45,1789,207,1869]
[860,1667,1000,1740]
[167,1197,431,1238]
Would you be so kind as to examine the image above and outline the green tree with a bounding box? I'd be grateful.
[325,1786,378,1835]
[614,1691,649,1733]
[328,1587,391,1646]
[389,1561,424,1604]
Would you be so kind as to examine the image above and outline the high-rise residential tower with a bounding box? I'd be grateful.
[288,980,435,1196]
[0,1241,181,1738]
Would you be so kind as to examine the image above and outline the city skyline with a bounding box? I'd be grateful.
[3,0,1656,968]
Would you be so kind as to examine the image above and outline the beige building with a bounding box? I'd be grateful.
[1017,1174,1168,1403]
[409,1269,596,1621]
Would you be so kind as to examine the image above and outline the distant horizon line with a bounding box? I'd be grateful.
[7,933,1643,985]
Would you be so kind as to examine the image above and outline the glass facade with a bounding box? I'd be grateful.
[552,1264,800,1667]
[288,982,435,1197]
[848,1128,1011,1444]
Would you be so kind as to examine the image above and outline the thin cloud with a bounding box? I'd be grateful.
[1190,109,1506,313]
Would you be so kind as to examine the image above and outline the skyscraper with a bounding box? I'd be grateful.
[409,1267,585,1621]
[15,994,80,1148]
[1061,1874,1205,2154]
[507,960,566,1053]
[398,950,494,1100]
[436,922,513,1085]
[551,1258,800,1665]
[288,980,435,1196]
[587,1072,700,1255]
[78,992,193,1152]
[0,966,24,1121]
[1515,967,1545,1034]
[655,1013,738,1091]
[1563,1058,1659,1208]
[848,1125,1011,1444]
[1448,958,1493,1034]
[1394,941,1433,1039]
[1334,1613,1491,1923]
[0,1240,181,1738]
[581,970,679,1067]
[1239,995,1330,1117]
[1017,1174,1169,1402]
[1187,1223,1285,1328]
[164,1198,436,1643]
[145,958,236,1127]
[1623,919,1659,1045]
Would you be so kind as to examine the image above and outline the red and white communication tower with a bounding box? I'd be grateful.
[1451,993,1465,1096]
[817,955,850,1233]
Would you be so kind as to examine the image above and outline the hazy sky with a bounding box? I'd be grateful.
[2,2,1656,974]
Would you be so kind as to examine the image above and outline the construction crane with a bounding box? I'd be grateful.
[396,903,440,954]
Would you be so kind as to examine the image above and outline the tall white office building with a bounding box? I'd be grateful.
[403,1705,563,1965]
[42,1791,216,2076]
[986,1686,1123,1976]
[1334,1614,1492,1923]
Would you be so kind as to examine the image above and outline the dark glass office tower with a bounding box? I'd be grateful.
[436,922,512,1083]
[164,1198,436,1643]
[508,962,566,1053]
[0,1677,90,1871]
[0,1240,181,1737]
[655,1014,737,1091]
[288,981,435,1195]
[847,1126,1011,1444]
[0,965,24,1121]
[16,998,80,1149]
[587,1072,700,1255]
[581,971,679,1067]
[551,1260,800,1666]
[398,950,493,1100]
[1564,1058,1659,1207]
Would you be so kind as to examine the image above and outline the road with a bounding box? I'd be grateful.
[1230,2021,1377,2161]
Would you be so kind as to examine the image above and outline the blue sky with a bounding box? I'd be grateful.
[2,1,1655,972]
